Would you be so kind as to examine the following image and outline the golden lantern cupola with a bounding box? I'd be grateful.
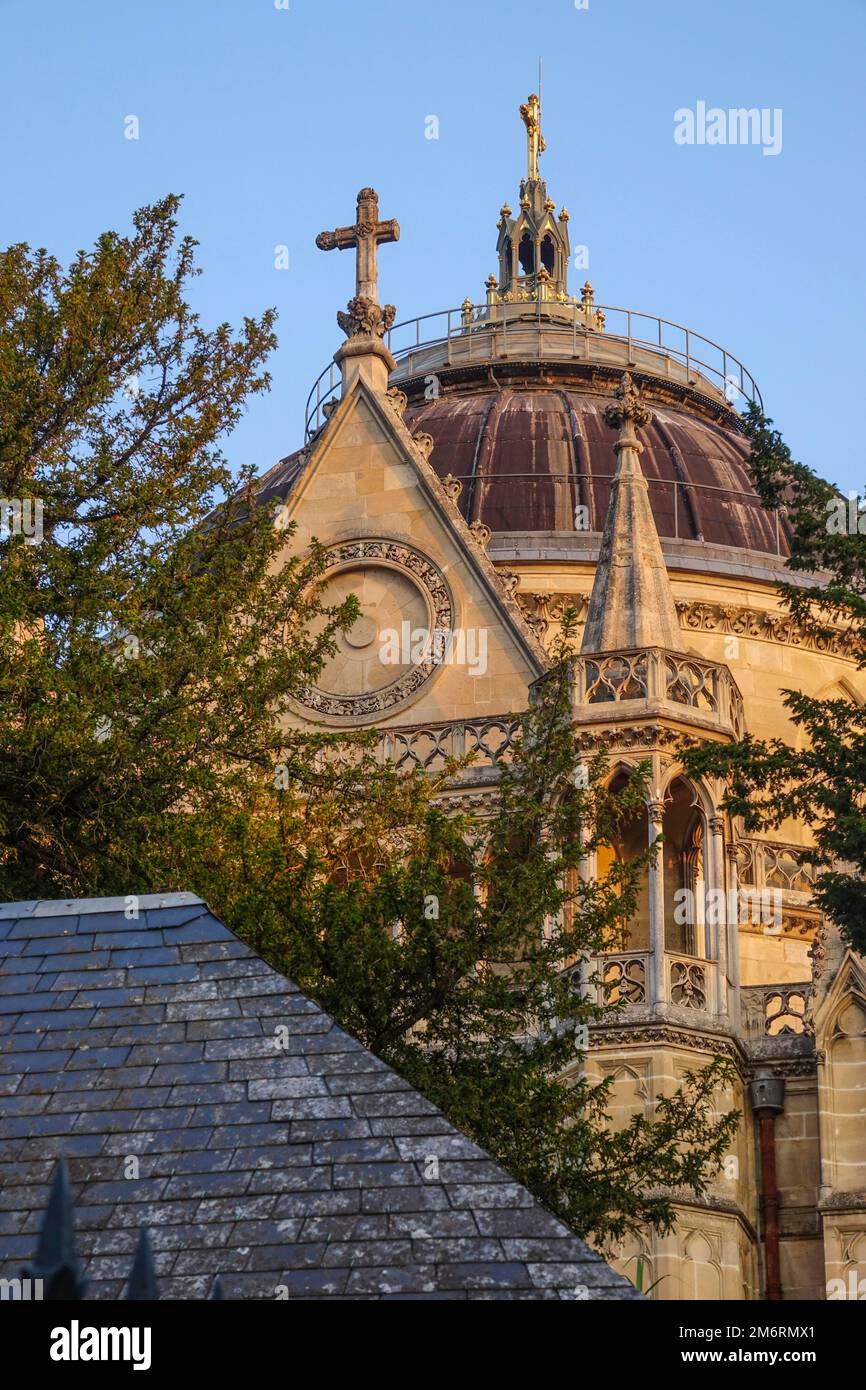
[492,93,574,307]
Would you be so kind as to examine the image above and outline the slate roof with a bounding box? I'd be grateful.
[0,894,638,1300]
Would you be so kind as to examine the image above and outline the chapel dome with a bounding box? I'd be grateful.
[300,90,788,561]
[387,87,789,559]
[398,359,788,556]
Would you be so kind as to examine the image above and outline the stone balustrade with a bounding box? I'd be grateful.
[377,715,520,777]
[570,646,745,738]
[595,951,650,1006]
[740,983,813,1040]
[580,949,722,1018]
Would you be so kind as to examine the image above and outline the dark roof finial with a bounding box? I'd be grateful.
[23,1159,86,1300]
[125,1227,159,1301]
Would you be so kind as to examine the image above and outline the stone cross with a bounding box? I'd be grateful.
[316,188,399,306]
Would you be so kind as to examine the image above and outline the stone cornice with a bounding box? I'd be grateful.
[745,1054,820,1079]
[511,588,858,660]
[675,600,858,660]
[818,1191,866,1213]
[590,1023,746,1074]
[590,1022,819,1081]
[638,1189,759,1244]
[574,722,703,753]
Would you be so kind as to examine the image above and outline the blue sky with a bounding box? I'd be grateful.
[2,0,864,492]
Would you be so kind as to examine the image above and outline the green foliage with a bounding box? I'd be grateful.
[185,617,740,1245]
[628,1255,666,1297]
[683,405,866,954]
[0,196,352,897]
[0,203,739,1247]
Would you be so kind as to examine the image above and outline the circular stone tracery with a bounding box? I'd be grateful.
[298,539,454,722]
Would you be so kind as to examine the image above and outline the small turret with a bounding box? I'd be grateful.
[485,93,582,313]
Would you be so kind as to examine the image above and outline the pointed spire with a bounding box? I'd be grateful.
[581,374,681,654]
[23,1159,86,1300]
[125,1227,159,1300]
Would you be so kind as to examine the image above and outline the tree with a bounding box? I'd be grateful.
[181,616,739,1246]
[0,196,353,898]
[0,203,738,1247]
[682,403,866,955]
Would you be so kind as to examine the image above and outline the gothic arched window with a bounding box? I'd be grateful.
[663,778,706,958]
[518,233,535,276]
[598,770,650,952]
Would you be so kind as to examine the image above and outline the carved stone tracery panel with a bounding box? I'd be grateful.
[297,539,454,722]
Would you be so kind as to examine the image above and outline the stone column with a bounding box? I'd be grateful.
[709,814,728,1020]
[648,799,666,1013]
[726,841,742,1030]
[577,829,594,1002]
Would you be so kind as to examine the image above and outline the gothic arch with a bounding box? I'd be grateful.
[659,774,712,959]
[597,764,650,951]
[795,677,865,751]
[681,1229,723,1300]
[602,756,643,787]
[602,1060,650,1100]
[517,231,535,276]
[816,675,864,706]
[815,958,866,1195]
[600,1060,651,1126]
[615,1232,656,1297]
[841,1230,866,1272]
[658,764,716,820]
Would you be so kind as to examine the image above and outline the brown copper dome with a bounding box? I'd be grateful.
[401,363,788,557]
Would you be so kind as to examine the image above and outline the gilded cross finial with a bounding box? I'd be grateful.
[519,93,546,182]
[316,187,400,340]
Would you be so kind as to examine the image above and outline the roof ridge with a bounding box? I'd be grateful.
[0,891,204,920]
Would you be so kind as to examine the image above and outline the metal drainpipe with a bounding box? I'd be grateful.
[748,1072,786,1301]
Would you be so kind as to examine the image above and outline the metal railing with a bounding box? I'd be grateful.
[305,299,763,438]
[485,471,787,553]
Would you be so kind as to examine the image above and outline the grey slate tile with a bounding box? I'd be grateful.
[437,1260,532,1290]
[346,1264,437,1295]
[7,915,81,938]
[21,934,96,956]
